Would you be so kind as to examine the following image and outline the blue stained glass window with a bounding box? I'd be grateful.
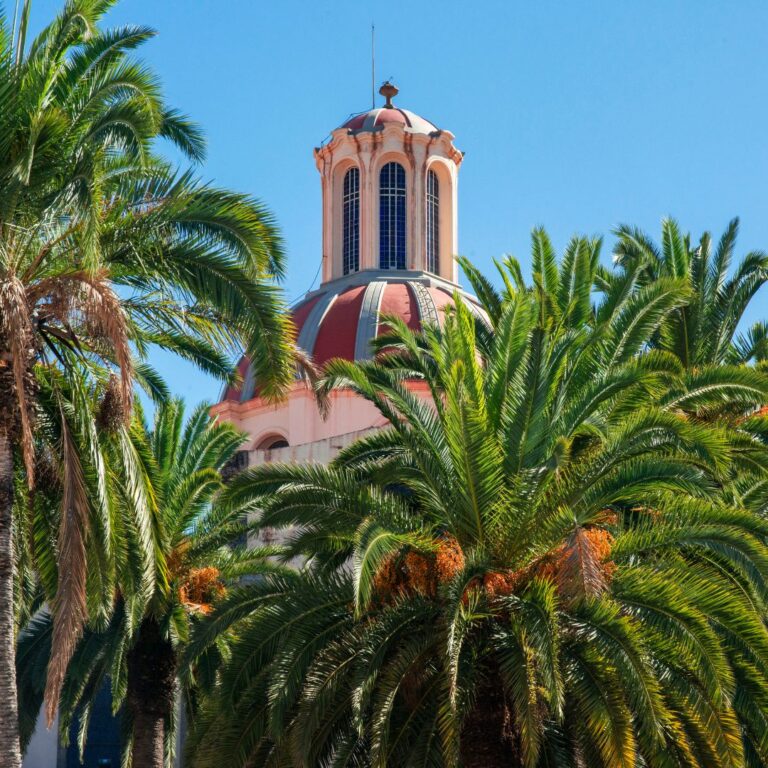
[379,162,406,270]
[426,169,439,273]
[342,167,360,274]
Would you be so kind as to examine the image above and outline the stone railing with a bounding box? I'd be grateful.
[247,426,381,467]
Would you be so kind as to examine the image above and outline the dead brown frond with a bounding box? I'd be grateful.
[30,271,133,420]
[548,526,614,603]
[44,416,90,725]
[77,274,133,415]
[0,275,35,484]
[96,372,128,432]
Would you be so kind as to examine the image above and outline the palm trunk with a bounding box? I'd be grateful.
[128,618,176,768]
[0,430,21,768]
[459,680,518,768]
[132,708,165,768]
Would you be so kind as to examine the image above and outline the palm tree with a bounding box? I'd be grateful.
[18,398,286,767]
[609,217,768,368]
[12,364,133,752]
[607,219,768,526]
[461,225,768,417]
[0,1,292,763]
[185,252,768,767]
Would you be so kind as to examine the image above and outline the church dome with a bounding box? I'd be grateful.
[338,81,439,136]
[220,274,487,403]
[218,82,474,405]
[340,107,438,135]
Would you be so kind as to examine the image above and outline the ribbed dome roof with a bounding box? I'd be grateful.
[220,275,487,403]
[337,81,439,137]
[340,107,438,135]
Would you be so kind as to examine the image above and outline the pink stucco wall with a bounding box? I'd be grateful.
[211,381,430,452]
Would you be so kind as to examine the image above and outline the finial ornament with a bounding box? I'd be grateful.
[379,80,398,109]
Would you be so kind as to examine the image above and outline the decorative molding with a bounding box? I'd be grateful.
[296,290,338,356]
[354,281,386,360]
[292,269,465,308]
[409,280,439,327]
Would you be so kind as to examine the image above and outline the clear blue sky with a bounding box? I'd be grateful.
[31,0,768,405]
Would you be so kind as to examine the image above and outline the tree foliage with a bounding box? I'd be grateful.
[18,398,287,766]
[1,0,292,761]
[184,231,768,767]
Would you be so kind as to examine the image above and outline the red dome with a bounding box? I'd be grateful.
[221,276,487,402]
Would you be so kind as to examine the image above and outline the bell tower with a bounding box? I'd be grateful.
[314,82,464,286]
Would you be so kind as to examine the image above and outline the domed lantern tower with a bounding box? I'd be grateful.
[317,81,462,285]
[213,83,485,465]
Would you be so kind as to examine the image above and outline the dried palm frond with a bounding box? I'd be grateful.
[44,415,90,725]
[76,274,133,413]
[32,271,133,417]
[96,373,127,432]
[0,274,35,483]
[548,526,614,602]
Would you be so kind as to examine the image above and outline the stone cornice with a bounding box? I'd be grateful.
[290,268,475,309]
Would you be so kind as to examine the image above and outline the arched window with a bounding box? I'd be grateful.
[342,167,360,275]
[426,169,439,273]
[379,162,406,270]
[257,435,289,450]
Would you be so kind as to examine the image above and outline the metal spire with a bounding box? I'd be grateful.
[371,23,376,109]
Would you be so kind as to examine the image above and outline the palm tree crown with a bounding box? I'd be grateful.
[609,217,768,368]
[0,1,293,763]
[18,398,284,767]
[185,243,768,767]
